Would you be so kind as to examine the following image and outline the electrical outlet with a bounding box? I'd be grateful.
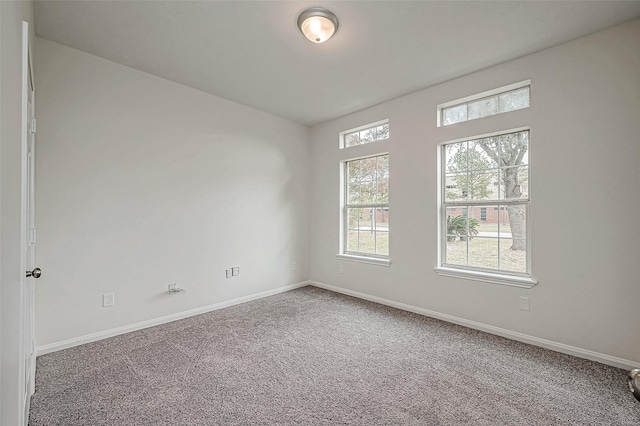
[232,266,240,276]
[226,269,232,278]
[339,264,344,274]
[102,293,115,308]
[292,262,297,271]
[168,283,184,293]
[519,296,530,311]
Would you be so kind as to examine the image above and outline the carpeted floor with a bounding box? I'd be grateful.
[29,286,639,425]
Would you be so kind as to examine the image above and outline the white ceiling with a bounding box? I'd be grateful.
[34,1,640,126]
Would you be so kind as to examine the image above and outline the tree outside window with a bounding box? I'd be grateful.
[442,130,529,274]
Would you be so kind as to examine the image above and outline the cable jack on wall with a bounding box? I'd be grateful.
[168,283,185,294]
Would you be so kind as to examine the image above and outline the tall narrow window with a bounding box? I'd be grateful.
[440,129,531,280]
[343,154,390,259]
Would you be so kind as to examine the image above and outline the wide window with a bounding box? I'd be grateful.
[438,129,533,285]
[340,120,389,149]
[342,154,390,261]
[438,81,530,127]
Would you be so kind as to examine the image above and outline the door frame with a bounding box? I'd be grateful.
[19,19,36,426]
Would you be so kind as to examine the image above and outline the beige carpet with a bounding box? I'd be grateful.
[29,286,639,425]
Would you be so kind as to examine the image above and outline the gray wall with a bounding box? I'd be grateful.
[1,1,35,424]
[34,39,310,347]
[309,19,640,365]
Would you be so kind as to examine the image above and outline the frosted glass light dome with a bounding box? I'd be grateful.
[297,8,339,43]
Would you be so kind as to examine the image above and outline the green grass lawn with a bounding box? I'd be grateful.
[476,222,511,233]
[347,230,389,256]
[346,219,525,273]
[446,237,526,273]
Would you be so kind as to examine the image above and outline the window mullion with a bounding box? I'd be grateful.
[444,199,529,207]
[345,203,388,209]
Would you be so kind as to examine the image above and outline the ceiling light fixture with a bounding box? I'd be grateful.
[297,7,339,44]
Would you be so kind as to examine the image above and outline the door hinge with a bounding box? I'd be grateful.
[30,228,37,244]
[29,118,36,134]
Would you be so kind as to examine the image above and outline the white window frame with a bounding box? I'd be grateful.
[338,153,391,266]
[435,127,536,288]
[339,119,389,149]
[437,80,531,127]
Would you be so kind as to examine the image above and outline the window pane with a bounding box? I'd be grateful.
[496,206,508,235]
[375,231,389,256]
[468,237,499,270]
[500,166,528,200]
[345,132,360,148]
[364,208,375,231]
[359,128,375,143]
[375,207,389,256]
[446,209,471,239]
[377,154,389,180]
[500,205,526,243]
[498,87,529,113]
[376,181,389,204]
[376,155,389,203]
[468,96,498,120]
[347,182,360,204]
[347,161,360,182]
[500,238,527,273]
[445,142,467,173]
[466,206,481,230]
[474,206,499,235]
[445,173,467,201]
[357,226,375,255]
[474,136,499,164]
[443,104,467,125]
[469,141,498,170]
[445,237,467,266]
[375,208,389,227]
[469,170,498,200]
[359,182,376,204]
[357,233,372,254]
[376,124,389,140]
[497,130,528,167]
[346,208,361,252]
[347,230,359,252]
[498,205,527,272]
[359,157,377,181]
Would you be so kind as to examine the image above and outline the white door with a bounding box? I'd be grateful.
[20,20,38,425]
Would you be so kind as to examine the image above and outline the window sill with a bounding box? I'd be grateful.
[434,267,537,288]
[337,254,391,267]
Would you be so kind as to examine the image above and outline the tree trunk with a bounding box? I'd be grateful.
[503,167,526,251]
[506,205,526,250]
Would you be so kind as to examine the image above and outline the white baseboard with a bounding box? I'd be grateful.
[309,281,640,371]
[38,279,639,370]
[37,281,310,356]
